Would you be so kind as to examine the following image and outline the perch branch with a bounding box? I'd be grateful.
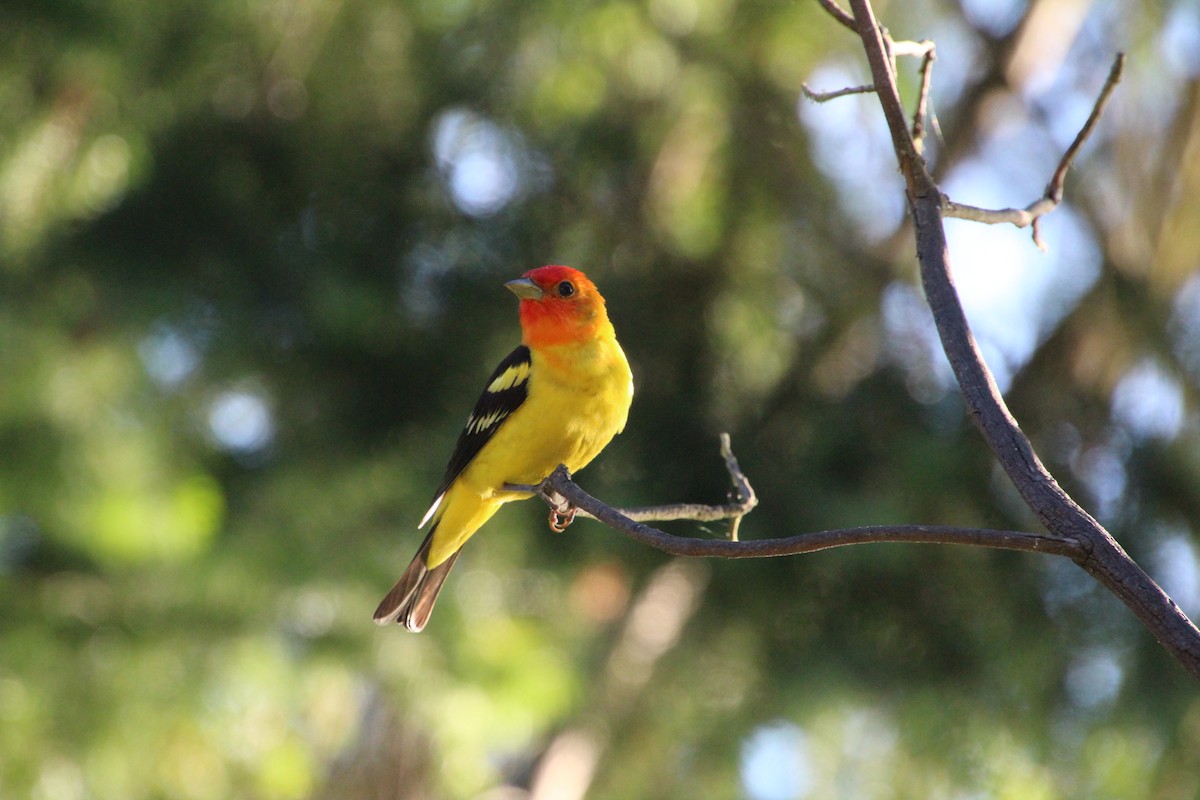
[843,0,1200,678]
[510,438,1083,561]
[538,466,1083,560]
[941,52,1125,250]
[507,434,757,540]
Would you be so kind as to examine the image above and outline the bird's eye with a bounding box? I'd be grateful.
[556,280,575,298]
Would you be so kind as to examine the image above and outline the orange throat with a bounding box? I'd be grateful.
[519,297,604,348]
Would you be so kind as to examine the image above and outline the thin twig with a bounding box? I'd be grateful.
[942,198,1053,228]
[891,39,935,59]
[846,0,929,193]
[1046,53,1125,203]
[941,52,1125,250]
[802,83,876,103]
[912,45,936,153]
[506,435,757,537]
[605,433,757,527]
[815,0,857,32]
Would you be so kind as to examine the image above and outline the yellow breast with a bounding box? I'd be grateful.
[461,335,633,496]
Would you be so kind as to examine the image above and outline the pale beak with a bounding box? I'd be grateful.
[505,277,543,300]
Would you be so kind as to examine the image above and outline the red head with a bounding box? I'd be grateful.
[505,265,610,348]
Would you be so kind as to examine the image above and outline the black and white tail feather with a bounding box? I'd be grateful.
[371,522,461,631]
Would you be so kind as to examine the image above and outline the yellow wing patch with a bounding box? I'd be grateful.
[487,361,530,393]
[466,409,507,434]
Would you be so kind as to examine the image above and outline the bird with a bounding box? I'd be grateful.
[374,265,634,631]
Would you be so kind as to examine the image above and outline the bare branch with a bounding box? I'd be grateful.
[841,0,1200,678]
[847,0,930,194]
[941,52,1126,250]
[942,197,1054,228]
[815,0,856,33]
[912,45,936,154]
[1046,52,1125,203]
[510,437,1083,561]
[506,434,756,537]
[802,82,876,103]
[891,39,935,59]
[531,463,1083,561]
[1051,52,1123,200]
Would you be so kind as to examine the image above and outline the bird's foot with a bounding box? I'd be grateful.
[539,482,577,532]
[548,506,577,532]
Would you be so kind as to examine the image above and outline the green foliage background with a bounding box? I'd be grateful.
[3,0,1200,797]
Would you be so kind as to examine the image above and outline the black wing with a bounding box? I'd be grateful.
[427,345,531,510]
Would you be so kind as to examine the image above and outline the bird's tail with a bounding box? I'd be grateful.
[372,524,461,631]
[375,483,505,631]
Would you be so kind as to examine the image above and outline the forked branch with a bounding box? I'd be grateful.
[941,53,1126,250]
[511,437,1083,561]
[813,0,1123,251]
[837,0,1200,678]
[509,434,757,540]
[507,0,1200,682]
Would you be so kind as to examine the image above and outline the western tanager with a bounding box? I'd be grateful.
[374,265,634,631]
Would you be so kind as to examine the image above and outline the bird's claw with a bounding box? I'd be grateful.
[548,506,577,533]
[539,487,576,532]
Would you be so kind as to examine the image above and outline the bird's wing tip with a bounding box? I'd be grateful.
[418,494,444,529]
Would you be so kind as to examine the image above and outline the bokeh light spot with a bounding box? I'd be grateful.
[432,107,524,217]
[208,388,275,454]
[1111,358,1184,441]
[741,721,813,800]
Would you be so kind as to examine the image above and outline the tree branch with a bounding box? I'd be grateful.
[815,0,856,33]
[504,1,1200,681]
[604,433,756,541]
[801,83,876,103]
[847,0,929,194]
[941,52,1125,250]
[911,44,936,153]
[1044,53,1125,205]
[506,434,757,539]
[510,437,1083,561]
[843,0,1200,678]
